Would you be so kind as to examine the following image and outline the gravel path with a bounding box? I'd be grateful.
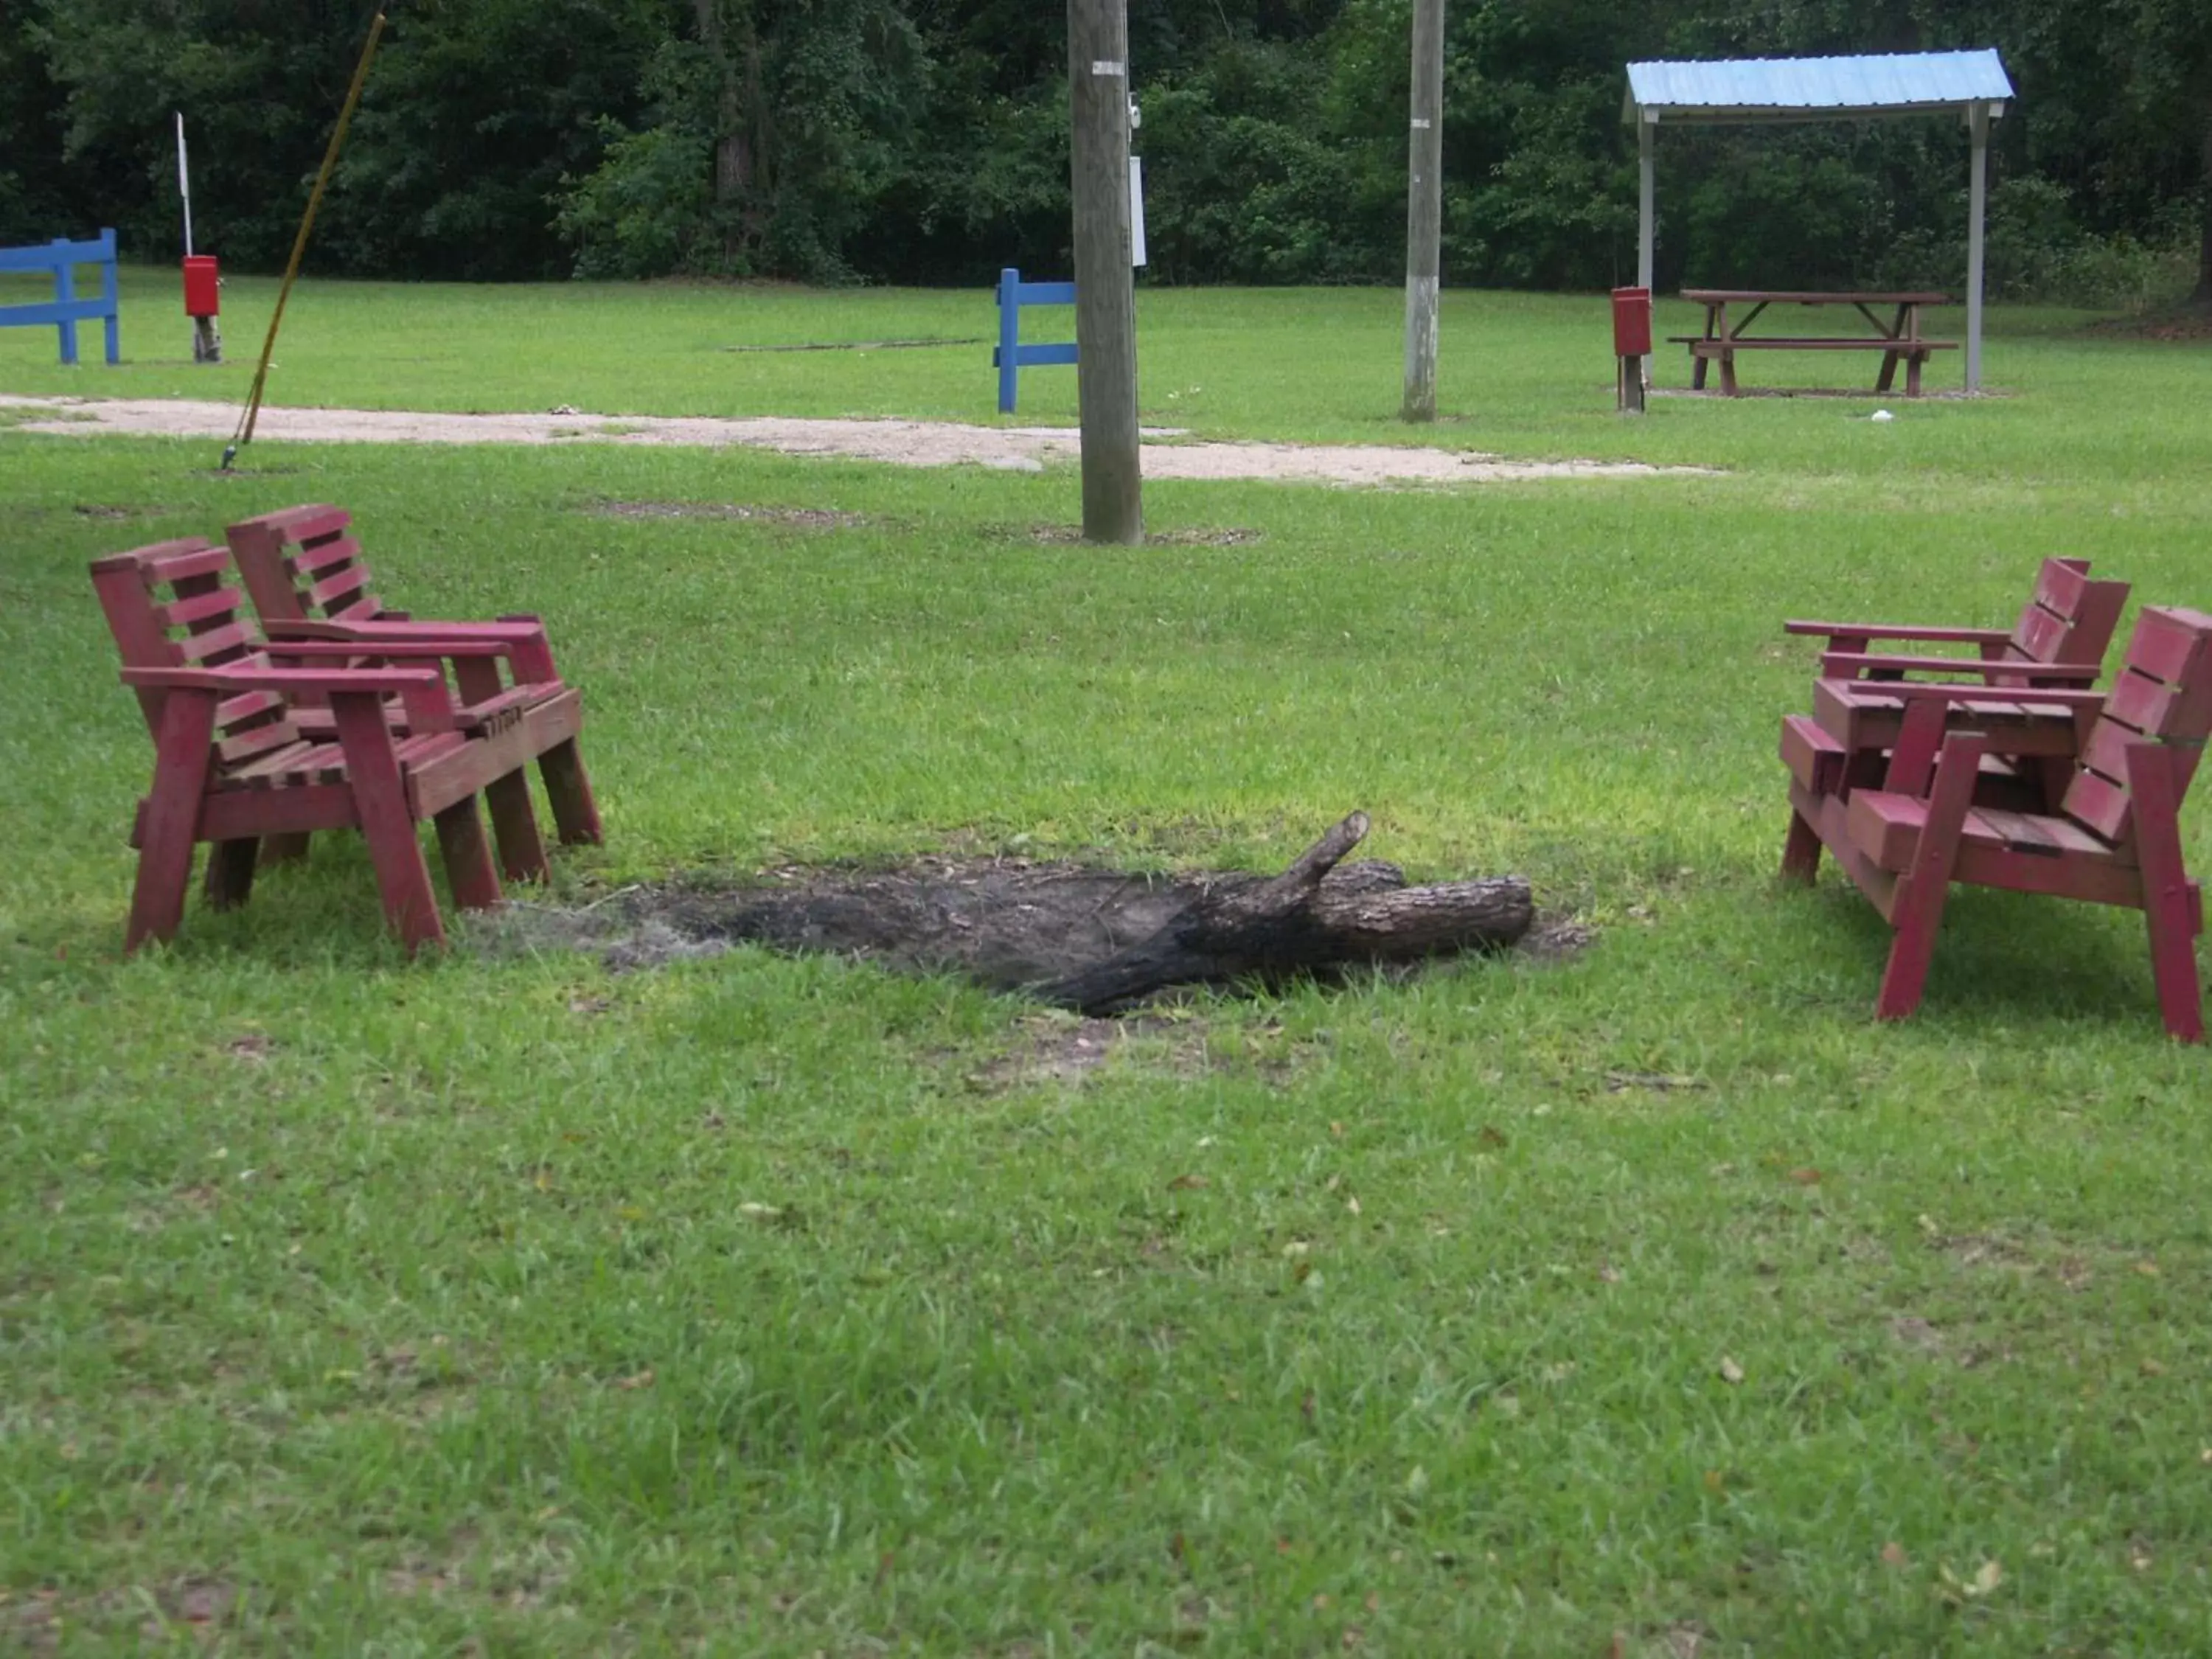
[0,394,1699,487]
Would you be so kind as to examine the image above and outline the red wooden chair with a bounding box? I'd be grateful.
[1781,558,2129,820]
[1781,605,2212,1041]
[224,504,599,855]
[92,538,566,953]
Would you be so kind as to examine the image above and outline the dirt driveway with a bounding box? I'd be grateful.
[0,394,1700,487]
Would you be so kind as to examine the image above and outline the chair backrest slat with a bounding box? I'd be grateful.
[227,504,389,627]
[89,538,299,774]
[2060,606,2212,844]
[1994,557,2129,681]
[291,534,365,578]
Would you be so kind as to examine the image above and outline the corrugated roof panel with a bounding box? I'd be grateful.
[1626,49,2012,117]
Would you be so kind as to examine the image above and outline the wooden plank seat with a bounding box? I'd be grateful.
[90,539,574,953]
[1669,336,1957,352]
[1781,558,2130,816]
[1780,605,2212,1040]
[225,503,599,858]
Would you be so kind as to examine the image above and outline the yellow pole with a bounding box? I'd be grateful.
[223,10,388,469]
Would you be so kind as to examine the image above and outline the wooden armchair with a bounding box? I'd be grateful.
[1782,605,2212,1041]
[91,538,569,953]
[1782,559,2129,818]
[224,504,598,853]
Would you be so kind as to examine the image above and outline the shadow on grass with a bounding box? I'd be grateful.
[1790,878,2180,1030]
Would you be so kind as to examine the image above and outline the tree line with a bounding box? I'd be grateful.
[3,0,2205,303]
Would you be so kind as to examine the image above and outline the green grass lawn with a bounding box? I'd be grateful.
[3,276,2211,1655]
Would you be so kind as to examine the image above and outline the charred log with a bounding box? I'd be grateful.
[1032,811,1532,1014]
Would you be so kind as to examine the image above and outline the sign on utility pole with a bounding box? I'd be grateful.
[1067,0,1143,543]
[1401,0,1444,422]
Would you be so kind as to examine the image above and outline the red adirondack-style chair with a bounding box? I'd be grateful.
[1781,558,2130,820]
[1784,557,2127,680]
[1781,605,2212,1041]
[224,504,599,857]
[92,538,566,953]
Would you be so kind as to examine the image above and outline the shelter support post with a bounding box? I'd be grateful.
[1966,100,1988,392]
[1637,116,1655,293]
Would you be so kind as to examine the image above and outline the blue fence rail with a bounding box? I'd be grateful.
[993,268,1077,414]
[0,229,121,366]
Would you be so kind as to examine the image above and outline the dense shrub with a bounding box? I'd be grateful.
[3,0,2203,297]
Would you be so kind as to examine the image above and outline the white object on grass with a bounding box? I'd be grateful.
[1871,409,1895,422]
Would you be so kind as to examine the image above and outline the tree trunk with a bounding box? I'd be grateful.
[2197,109,2212,303]
[694,0,765,254]
[1032,812,1533,1014]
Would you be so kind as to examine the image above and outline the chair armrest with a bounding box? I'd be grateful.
[122,664,443,697]
[1820,652,2098,681]
[451,684,541,734]
[1816,677,2107,709]
[266,619,547,647]
[1785,620,2011,645]
[267,637,535,663]
[264,617,560,683]
[123,663,463,735]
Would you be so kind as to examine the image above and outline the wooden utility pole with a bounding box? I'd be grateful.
[1067,0,1143,543]
[1400,0,1444,422]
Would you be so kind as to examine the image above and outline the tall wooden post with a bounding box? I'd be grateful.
[1636,116,1655,291]
[1965,100,1989,393]
[1400,0,1444,422]
[1067,0,1142,543]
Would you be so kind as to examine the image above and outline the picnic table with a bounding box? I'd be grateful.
[1674,289,1955,397]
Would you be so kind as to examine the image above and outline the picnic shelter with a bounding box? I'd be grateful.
[1623,49,2017,391]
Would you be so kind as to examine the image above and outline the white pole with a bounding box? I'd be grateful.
[1966,101,1987,392]
[176,112,194,258]
[1637,115,1655,291]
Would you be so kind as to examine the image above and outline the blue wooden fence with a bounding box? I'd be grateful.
[0,229,121,366]
[993,268,1077,414]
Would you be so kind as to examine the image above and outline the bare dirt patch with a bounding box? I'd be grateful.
[965,1011,1209,1089]
[0,394,1704,488]
[1029,522,1263,546]
[2,1579,242,1652]
[578,498,869,528]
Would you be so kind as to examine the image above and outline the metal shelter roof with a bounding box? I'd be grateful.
[1624,49,2013,123]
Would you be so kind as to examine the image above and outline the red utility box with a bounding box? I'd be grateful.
[183,256,220,319]
[1610,286,1652,358]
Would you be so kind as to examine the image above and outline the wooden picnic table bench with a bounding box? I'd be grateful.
[1673,289,1955,397]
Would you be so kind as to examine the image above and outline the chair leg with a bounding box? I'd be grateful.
[204,838,259,911]
[330,692,446,953]
[262,831,312,864]
[434,795,505,913]
[1876,733,1983,1022]
[1781,810,1822,883]
[2126,743,2206,1043]
[1883,698,1947,796]
[484,770,550,882]
[127,693,221,952]
[538,739,603,846]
